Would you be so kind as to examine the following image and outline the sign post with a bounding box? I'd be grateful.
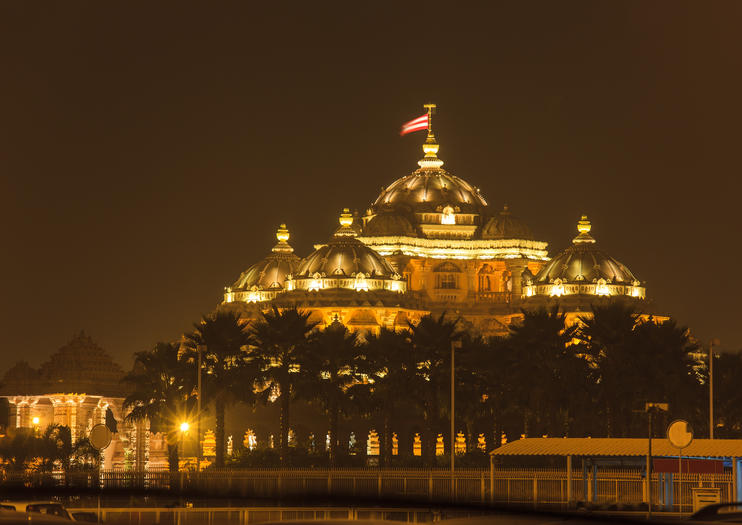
[89,423,113,525]
[667,419,693,515]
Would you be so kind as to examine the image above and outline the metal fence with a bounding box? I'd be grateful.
[1,467,735,512]
[491,468,735,513]
[99,468,491,504]
[65,507,457,525]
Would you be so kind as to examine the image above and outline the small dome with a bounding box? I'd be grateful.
[533,216,639,285]
[230,225,301,292]
[364,212,417,237]
[481,205,534,240]
[296,210,397,279]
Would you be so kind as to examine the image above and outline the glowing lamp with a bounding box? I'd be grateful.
[179,422,189,432]
[32,417,40,425]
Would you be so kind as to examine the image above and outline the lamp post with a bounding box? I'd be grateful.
[709,339,720,439]
[196,344,205,472]
[179,421,189,471]
[450,339,462,501]
[645,402,668,519]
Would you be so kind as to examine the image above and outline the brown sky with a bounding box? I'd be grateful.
[1,2,740,369]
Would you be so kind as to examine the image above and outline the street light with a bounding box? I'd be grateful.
[709,338,721,439]
[196,344,205,473]
[450,339,462,501]
[179,421,189,471]
[32,416,40,426]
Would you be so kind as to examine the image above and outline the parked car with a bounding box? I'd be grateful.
[0,502,72,520]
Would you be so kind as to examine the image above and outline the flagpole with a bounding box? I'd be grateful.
[423,103,436,135]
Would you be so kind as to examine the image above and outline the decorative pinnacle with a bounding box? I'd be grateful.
[573,215,596,244]
[418,104,443,170]
[335,208,358,237]
[276,224,290,243]
[339,208,353,227]
[272,223,294,253]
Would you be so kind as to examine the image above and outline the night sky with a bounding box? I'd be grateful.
[2,2,740,371]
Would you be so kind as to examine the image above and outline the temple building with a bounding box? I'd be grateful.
[221,120,652,336]
[0,332,167,469]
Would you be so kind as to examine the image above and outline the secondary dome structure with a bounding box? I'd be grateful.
[481,205,534,240]
[523,216,645,300]
[364,211,417,237]
[287,209,405,293]
[224,224,301,304]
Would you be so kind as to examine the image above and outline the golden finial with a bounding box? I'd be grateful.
[577,215,591,234]
[573,215,596,244]
[276,224,290,243]
[335,208,358,237]
[418,104,443,169]
[339,208,353,227]
[272,223,294,253]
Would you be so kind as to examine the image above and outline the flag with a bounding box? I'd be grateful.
[400,113,428,136]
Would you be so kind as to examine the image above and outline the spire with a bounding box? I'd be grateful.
[335,208,358,237]
[573,215,596,244]
[272,223,295,253]
[418,103,444,170]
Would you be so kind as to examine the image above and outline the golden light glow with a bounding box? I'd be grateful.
[338,208,353,228]
[577,215,591,234]
[357,235,549,261]
[595,278,610,296]
[550,279,565,297]
[179,422,189,432]
[276,224,290,243]
[32,416,40,425]
[440,205,456,225]
[353,273,369,291]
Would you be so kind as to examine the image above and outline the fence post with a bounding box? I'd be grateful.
[489,455,495,505]
[481,471,485,504]
[566,455,572,508]
[377,472,382,499]
[428,471,433,502]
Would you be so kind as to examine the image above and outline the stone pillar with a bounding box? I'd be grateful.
[505,260,528,304]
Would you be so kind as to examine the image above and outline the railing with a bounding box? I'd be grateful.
[475,292,511,303]
[1,467,735,513]
[491,468,735,513]
[65,506,472,524]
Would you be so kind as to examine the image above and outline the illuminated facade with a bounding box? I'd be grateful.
[0,332,168,470]
[221,120,650,336]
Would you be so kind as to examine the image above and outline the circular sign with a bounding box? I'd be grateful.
[667,419,693,449]
[89,424,113,451]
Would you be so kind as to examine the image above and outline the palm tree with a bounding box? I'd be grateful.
[580,303,701,437]
[185,310,255,468]
[0,428,40,472]
[350,327,417,465]
[250,306,318,465]
[302,321,360,466]
[123,342,194,472]
[578,303,640,436]
[408,313,462,464]
[507,305,588,437]
[714,351,742,437]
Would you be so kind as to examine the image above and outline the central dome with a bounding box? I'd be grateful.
[373,170,488,214]
[364,134,489,239]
